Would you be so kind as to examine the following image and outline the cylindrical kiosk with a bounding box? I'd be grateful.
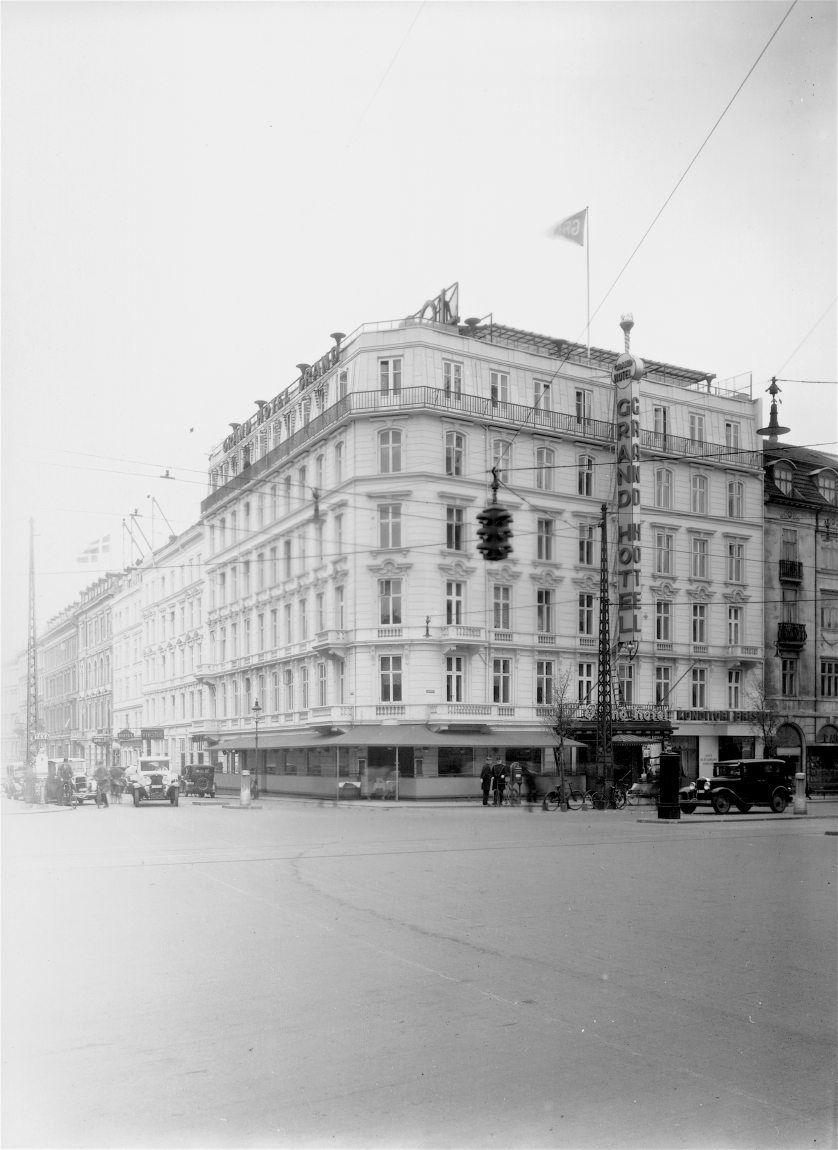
[657,750,681,820]
[793,772,807,816]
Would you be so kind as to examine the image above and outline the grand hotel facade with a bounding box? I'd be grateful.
[191,285,767,798]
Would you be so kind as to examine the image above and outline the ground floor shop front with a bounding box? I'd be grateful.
[214,724,586,801]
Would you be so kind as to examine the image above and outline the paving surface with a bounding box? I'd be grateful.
[2,795,836,1149]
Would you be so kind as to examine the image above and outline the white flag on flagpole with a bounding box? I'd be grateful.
[549,208,587,246]
[76,534,112,564]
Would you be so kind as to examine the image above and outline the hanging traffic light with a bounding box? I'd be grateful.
[477,503,513,561]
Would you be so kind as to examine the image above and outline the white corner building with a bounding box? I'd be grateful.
[196,285,765,798]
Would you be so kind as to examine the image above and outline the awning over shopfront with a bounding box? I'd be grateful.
[218,725,586,752]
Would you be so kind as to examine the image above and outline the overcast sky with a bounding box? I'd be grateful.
[2,0,836,658]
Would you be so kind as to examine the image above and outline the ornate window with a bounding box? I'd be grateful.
[378,429,402,474]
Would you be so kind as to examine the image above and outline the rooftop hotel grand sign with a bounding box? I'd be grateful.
[613,350,645,642]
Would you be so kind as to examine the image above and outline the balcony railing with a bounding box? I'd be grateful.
[203,386,763,513]
[777,621,807,650]
[778,559,803,583]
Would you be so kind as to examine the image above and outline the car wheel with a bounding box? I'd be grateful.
[712,792,731,815]
[679,803,697,814]
[770,790,787,814]
[132,790,140,807]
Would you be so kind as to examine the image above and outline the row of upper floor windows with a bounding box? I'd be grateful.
[203,653,752,713]
[140,560,203,608]
[206,509,754,601]
[142,598,203,646]
[209,351,751,485]
[208,433,756,559]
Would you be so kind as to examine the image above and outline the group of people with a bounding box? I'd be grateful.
[480,759,539,806]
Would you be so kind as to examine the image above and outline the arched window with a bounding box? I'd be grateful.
[577,455,594,497]
[655,468,673,509]
[727,479,744,518]
[379,429,402,473]
[492,439,512,483]
[536,447,555,491]
[691,474,708,515]
[773,463,793,495]
[445,432,464,477]
[818,471,837,504]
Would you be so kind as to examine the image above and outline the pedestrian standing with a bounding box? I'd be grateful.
[94,764,109,808]
[480,760,493,806]
[496,761,508,806]
[521,762,538,805]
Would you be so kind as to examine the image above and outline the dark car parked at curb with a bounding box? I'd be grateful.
[691,758,794,815]
[180,764,216,798]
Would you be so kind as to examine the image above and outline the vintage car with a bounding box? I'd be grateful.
[180,764,216,798]
[692,759,794,815]
[129,757,179,807]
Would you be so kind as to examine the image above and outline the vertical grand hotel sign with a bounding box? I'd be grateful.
[612,328,645,643]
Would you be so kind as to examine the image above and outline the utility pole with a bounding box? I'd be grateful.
[25,519,40,774]
[595,503,613,793]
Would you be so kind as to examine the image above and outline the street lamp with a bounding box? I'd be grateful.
[252,699,262,797]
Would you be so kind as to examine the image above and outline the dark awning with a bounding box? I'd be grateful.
[218,724,585,752]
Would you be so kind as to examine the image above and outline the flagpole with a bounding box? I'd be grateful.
[586,205,591,361]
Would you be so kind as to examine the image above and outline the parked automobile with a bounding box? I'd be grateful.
[693,759,794,814]
[180,764,216,798]
[128,757,179,807]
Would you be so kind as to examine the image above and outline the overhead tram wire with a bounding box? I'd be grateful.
[775,295,838,378]
[492,0,800,472]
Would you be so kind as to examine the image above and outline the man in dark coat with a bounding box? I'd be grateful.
[480,760,493,806]
[94,764,109,808]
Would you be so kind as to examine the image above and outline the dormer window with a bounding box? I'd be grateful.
[773,463,793,495]
[818,471,837,504]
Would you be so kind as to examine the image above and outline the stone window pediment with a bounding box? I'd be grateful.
[438,559,476,580]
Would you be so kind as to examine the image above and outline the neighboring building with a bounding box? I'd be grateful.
[762,439,838,790]
[76,574,120,772]
[141,524,207,773]
[111,565,145,772]
[1,650,27,768]
[38,603,80,759]
[198,284,766,797]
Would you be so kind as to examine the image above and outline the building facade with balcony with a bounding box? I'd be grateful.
[76,574,120,771]
[1,650,27,770]
[38,603,80,760]
[111,565,146,772]
[196,285,766,797]
[763,441,838,790]
[141,525,208,772]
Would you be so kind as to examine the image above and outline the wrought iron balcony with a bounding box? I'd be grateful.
[778,559,803,583]
[777,621,807,650]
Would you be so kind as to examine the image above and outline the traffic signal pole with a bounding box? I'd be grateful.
[595,503,614,792]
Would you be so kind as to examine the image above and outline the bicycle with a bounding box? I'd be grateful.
[501,782,521,806]
[542,785,591,811]
[588,784,627,810]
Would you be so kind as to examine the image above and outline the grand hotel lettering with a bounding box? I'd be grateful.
[613,351,645,640]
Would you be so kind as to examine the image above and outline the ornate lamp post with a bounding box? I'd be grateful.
[252,699,262,798]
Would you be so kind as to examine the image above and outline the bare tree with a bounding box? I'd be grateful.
[540,663,576,811]
[746,677,781,756]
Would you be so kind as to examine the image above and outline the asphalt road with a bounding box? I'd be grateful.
[2,796,836,1150]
